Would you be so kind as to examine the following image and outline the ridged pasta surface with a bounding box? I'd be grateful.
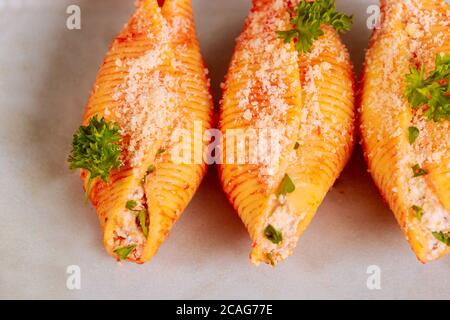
[219,0,355,265]
[360,0,450,262]
[80,0,213,263]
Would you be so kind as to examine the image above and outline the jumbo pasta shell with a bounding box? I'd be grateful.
[360,0,450,262]
[219,0,355,266]
[76,0,213,263]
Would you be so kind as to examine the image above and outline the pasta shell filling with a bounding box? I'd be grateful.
[112,185,149,261]
[261,200,302,265]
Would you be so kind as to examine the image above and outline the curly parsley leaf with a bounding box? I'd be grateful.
[68,116,123,201]
[277,0,352,53]
[264,225,283,245]
[405,53,450,121]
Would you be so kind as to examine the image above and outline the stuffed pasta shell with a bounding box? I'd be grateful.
[68,0,213,263]
[219,0,355,266]
[360,0,450,262]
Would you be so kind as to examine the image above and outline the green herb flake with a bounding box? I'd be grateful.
[267,252,275,266]
[294,142,300,150]
[264,225,283,245]
[114,244,137,260]
[432,231,450,246]
[137,210,149,238]
[405,53,450,121]
[68,116,122,201]
[277,174,296,196]
[156,148,166,155]
[147,164,156,174]
[408,126,420,144]
[412,205,423,221]
[277,0,352,53]
[126,200,138,210]
[412,164,428,178]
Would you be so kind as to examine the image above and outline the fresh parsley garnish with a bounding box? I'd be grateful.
[408,126,420,144]
[277,0,352,53]
[126,200,138,210]
[137,210,149,238]
[264,225,283,245]
[68,116,122,201]
[114,244,137,260]
[142,165,156,185]
[432,231,450,246]
[405,53,450,121]
[412,205,423,221]
[412,164,428,178]
[125,201,149,237]
[277,174,296,196]
[156,148,166,155]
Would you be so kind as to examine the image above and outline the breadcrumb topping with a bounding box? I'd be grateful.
[222,2,298,188]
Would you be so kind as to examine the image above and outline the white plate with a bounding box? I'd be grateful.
[0,0,449,300]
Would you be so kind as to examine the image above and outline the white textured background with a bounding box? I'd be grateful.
[0,0,449,300]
